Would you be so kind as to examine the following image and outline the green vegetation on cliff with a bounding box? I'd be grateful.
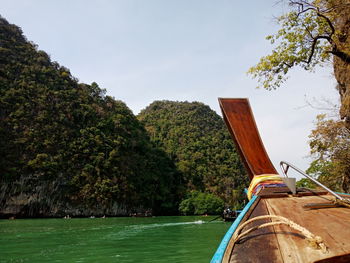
[138,101,248,208]
[0,16,181,216]
[179,191,225,215]
[0,16,247,217]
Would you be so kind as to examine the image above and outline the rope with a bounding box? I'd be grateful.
[232,215,328,254]
[332,197,350,208]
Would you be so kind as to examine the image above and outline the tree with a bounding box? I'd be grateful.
[307,114,350,192]
[296,178,317,188]
[248,0,350,127]
[178,191,224,215]
[0,16,182,217]
[137,101,248,206]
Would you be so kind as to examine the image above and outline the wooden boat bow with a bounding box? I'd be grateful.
[218,98,277,179]
[212,98,350,263]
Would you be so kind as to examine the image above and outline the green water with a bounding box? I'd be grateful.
[0,216,229,263]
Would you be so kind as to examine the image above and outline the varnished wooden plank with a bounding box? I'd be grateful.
[258,187,329,199]
[222,197,261,263]
[258,187,290,198]
[218,98,350,262]
[227,198,283,263]
[219,98,277,179]
[314,253,350,263]
[265,195,350,262]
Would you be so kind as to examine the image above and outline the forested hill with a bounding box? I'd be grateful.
[0,16,182,217]
[0,16,247,218]
[138,101,248,207]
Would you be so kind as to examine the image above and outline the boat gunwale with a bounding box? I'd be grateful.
[210,195,259,263]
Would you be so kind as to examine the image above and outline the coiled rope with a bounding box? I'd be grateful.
[232,215,328,254]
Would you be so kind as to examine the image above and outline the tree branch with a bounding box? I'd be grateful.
[290,1,350,64]
[316,12,335,36]
[283,62,293,68]
[330,49,350,63]
[296,7,315,18]
[302,35,332,64]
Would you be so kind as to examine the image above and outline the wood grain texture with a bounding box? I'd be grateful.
[219,98,350,262]
[227,198,283,263]
[219,98,277,179]
[265,194,350,263]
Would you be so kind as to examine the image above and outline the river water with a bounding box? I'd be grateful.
[0,216,229,262]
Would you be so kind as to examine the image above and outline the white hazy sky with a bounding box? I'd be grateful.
[1,0,339,178]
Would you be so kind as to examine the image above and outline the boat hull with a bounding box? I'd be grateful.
[214,98,350,262]
[212,190,350,263]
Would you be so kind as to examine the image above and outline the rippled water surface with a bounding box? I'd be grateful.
[0,216,230,262]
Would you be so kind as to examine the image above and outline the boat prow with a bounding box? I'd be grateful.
[212,98,350,263]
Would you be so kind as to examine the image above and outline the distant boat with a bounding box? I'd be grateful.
[129,210,152,217]
[222,209,242,222]
[211,98,350,263]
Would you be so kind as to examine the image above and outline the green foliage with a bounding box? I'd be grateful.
[179,191,224,215]
[296,178,316,189]
[248,0,350,90]
[138,100,248,206]
[247,0,350,192]
[0,15,248,217]
[0,16,181,216]
[307,114,350,192]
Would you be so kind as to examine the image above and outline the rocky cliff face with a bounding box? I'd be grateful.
[0,175,138,218]
[333,3,350,128]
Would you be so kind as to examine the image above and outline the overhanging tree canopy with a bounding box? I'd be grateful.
[248,0,350,126]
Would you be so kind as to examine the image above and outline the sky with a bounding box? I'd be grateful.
[1,0,340,178]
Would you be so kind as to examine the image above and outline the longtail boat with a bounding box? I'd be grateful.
[211,98,350,263]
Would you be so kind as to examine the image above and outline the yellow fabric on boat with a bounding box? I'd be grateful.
[247,174,282,200]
